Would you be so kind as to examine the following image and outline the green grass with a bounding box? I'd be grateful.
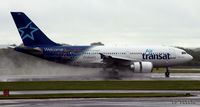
[153,70,200,73]
[0,93,191,99]
[0,81,200,90]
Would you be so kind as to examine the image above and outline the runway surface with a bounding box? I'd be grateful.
[0,97,200,107]
[0,90,199,107]
[1,73,200,81]
[0,90,200,95]
[1,71,200,106]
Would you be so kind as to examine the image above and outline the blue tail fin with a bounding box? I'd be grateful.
[11,12,60,47]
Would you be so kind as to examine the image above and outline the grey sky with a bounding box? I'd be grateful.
[1,0,200,47]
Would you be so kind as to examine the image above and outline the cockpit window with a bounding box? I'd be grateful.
[182,52,187,54]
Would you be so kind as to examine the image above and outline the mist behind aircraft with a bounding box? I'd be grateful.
[0,48,101,76]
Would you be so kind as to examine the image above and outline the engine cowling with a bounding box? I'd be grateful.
[130,62,153,73]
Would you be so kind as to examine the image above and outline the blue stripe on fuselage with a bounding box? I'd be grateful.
[15,46,92,64]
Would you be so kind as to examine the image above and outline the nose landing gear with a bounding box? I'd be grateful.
[165,67,170,78]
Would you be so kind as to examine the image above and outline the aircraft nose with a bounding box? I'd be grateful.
[188,55,193,61]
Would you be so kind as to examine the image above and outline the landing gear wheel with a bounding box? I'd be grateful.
[165,71,170,78]
[165,67,170,78]
[108,67,119,79]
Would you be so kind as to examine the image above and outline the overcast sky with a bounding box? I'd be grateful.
[1,0,200,47]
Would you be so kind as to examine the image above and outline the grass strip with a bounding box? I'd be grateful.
[153,70,200,73]
[0,93,191,99]
[0,81,200,90]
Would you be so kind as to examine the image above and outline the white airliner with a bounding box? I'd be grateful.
[11,12,193,77]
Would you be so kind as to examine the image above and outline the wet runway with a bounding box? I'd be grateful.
[1,90,200,107]
[0,90,200,95]
[1,73,200,81]
[0,97,200,107]
[1,71,200,107]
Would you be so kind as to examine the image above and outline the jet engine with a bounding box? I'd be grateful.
[130,62,153,72]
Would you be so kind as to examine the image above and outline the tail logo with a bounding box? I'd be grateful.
[18,22,38,40]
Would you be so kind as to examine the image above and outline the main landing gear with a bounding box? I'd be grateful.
[102,65,120,79]
[165,67,170,78]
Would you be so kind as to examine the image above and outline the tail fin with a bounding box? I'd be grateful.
[11,12,60,47]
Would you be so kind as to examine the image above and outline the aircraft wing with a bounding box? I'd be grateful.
[99,53,138,66]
